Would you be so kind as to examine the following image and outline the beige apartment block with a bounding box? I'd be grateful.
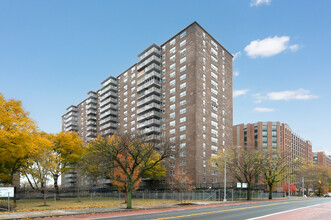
[62,22,233,188]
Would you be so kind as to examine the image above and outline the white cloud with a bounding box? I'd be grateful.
[253,89,318,102]
[233,51,241,61]
[244,36,300,58]
[254,107,275,112]
[234,89,249,97]
[289,44,300,52]
[267,89,318,101]
[250,0,271,7]
[234,71,240,77]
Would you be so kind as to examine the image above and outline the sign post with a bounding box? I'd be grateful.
[0,187,14,211]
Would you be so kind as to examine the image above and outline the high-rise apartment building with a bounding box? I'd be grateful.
[233,122,313,191]
[313,152,331,168]
[62,22,233,188]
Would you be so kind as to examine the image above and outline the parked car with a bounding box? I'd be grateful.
[324,193,331,197]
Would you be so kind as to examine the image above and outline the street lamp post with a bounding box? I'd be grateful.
[288,178,290,199]
[223,148,227,202]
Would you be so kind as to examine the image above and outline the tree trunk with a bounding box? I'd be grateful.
[124,190,128,203]
[247,187,252,200]
[126,189,132,209]
[54,175,60,200]
[42,184,47,206]
[268,184,273,200]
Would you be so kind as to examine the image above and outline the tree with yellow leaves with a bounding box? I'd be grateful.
[0,93,37,184]
[82,134,173,209]
[50,132,84,199]
[21,132,55,206]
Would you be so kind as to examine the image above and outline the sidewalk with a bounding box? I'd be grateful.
[0,198,295,220]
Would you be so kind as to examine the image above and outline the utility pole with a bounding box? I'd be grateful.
[223,148,227,202]
[302,177,305,196]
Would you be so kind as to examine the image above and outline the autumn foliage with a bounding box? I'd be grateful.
[282,183,297,193]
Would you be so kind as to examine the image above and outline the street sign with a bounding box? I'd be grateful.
[237,182,242,188]
[0,187,14,197]
[242,183,248,188]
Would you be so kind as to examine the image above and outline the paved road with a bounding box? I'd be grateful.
[79,198,330,220]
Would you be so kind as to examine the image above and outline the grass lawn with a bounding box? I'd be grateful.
[10,197,179,212]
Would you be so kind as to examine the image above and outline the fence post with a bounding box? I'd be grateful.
[90,192,92,208]
[54,193,56,209]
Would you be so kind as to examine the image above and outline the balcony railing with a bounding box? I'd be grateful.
[137,55,161,71]
[100,109,117,119]
[144,63,161,74]
[137,94,160,107]
[137,79,161,92]
[137,71,161,85]
[137,110,161,122]
[137,119,160,129]
[137,103,161,115]
[137,87,161,100]
[99,116,117,125]
[139,46,161,60]
[140,127,161,135]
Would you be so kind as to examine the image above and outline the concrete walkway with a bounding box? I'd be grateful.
[0,199,293,219]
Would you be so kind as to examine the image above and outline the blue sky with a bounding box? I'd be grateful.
[0,0,330,153]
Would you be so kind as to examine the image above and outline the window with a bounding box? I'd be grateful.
[180,40,186,47]
[211,72,218,80]
[180,160,186,166]
[211,145,218,151]
[180,57,186,64]
[169,120,175,127]
[180,82,187,89]
[170,38,176,46]
[211,64,218,72]
[211,137,218,143]
[169,129,175,134]
[170,47,176,54]
[170,104,175,110]
[180,151,186,157]
[180,143,186,148]
[211,120,218,128]
[170,96,175,102]
[169,170,175,175]
[180,108,186,114]
[211,80,218,88]
[170,54,176,62]
[180,65,186,72]
[180,48,186,55]
[180,100,186,106]
[180,74,186,81]
[211,47,218,56]
[170,79,176,86]
[180,134,186,140]
[211,96,218,104]
[180,31,186,39]
[169,112,175,118]
[180,91,186,97]
[124,98,127,103]
[170,71,175,78]
[180,125,186,131]
[211,129,218,136]
[211,88,218,96]
[211,112,218,120]
[211,40,218,49]
[211,55,218,63]
[131,107,135,112]
[170,63,176,70]
[180,117,186,123]
[170,88,176,94]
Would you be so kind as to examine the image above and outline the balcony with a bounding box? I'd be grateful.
[137,79,161,92]
[137,119,160,129]
[86,104,97,110]
[86,126,97,132]
[67,106,78,112]
[99,91,118,102]
[86,120,97,126]
[86,110,97,115]
[137,87,161,100]
[137,55,161,71]
[100,103,117,114]
[144,63,161,74]
[100,122,117,131]
[137,95,160,107]
[86,98,97,105]
[140,127,161,135]
[99,116,117,125]
[65,125,78,132]
[65,112,78,119]
[87,116,97,121]
[100,85,118,96]
[100,129,116,136]
[144,134,160,142]
[101,77,118,87]
[100,109,117,119]
[99,97,117,107]
[139,46,161,60]
[137,71,161,86]
[86,132,97,138]
[137,110,161,122]
[137,103,161,115]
